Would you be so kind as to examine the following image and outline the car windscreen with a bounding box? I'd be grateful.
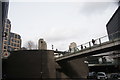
[97,73,105,76]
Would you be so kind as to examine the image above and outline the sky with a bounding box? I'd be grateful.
[8,0,119,50]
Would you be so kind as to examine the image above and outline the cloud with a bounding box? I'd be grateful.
[9,0,119,2]
[44,27,85,42]
[80,2,118,16]
[9,2,118,51]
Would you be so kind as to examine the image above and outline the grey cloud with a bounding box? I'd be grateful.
[44,27,86,43]
[80,2,118,16]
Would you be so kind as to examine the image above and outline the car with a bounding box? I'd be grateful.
[110,73,120,79]
[54,53,63,58]
[87,72,97,79]
[97,72,107,80]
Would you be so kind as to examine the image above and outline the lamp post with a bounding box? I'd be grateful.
[40,72,43,79]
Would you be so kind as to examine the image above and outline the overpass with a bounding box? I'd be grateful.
[53,32,120,78]
[55,32,120,61]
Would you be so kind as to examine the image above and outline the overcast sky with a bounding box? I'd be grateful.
[8,0,119,50]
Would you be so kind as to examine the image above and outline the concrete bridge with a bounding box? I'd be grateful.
[54,38,120,79]
[55,38,120,61]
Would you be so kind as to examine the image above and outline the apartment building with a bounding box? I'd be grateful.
[8,32,21,51]
[3,19,21,57]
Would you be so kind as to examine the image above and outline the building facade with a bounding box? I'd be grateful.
[8,32,21,51]
[106,6,120,40]
[2,1,9,32]
[3,19,11,53]
[106,4,120,66]
[2,19,21,57]
[0,1,9,79]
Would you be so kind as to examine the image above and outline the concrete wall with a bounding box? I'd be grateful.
[56,58,89,79]
[2,50,56,79]
[3,50,88,79]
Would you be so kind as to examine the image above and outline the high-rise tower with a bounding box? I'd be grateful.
[0,0,9,79]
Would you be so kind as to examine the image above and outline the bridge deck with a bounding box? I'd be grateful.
[56,39,120,61]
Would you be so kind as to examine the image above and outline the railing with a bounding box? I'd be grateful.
[76,35,108,51]
[55,31,120,58]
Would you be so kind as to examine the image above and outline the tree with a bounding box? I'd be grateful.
[25,40,35,50]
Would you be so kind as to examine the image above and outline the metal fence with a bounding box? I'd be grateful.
[76,31,120,52]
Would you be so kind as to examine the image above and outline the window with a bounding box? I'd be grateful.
[4,46,7,49]
[14,39,16,42]
[6,24,9,28]
[11,43,13,46]
[18,35,21,39]
[6,28,8,32]
[17,44,19,47]
[4,37,7,40]
[18,41,20,43]
[15,35,17,38]
[14,44,16,47]
[12,39,14,42]
[4,41,7,44]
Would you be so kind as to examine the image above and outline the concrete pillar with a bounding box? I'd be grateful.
[38,38,47,50]
[57,58,89,79]
[56,63,69,79]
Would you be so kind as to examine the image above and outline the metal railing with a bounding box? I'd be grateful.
[55,31,120,58]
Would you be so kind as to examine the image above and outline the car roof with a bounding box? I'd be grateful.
[97,72,105,73]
